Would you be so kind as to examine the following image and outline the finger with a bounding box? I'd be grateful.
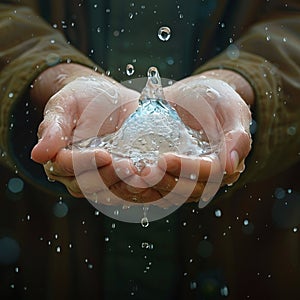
[109,181,158,204]
[31,104,76,163]
[47,148,112,177]
[222,172,241,186]
[159,153,221,181]
[99,159,146,188]
[31,122,69,163]
[225,129,252,174]
[85,189,123,206]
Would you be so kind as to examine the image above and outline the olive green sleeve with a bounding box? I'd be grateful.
[194,15,300,188]
[0,4,98,191]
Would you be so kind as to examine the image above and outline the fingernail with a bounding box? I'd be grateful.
[230,150,239,171]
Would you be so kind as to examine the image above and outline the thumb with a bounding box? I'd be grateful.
[31,112,74,164]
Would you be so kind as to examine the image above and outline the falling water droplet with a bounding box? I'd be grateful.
[126,64,135,76]
[158,26,171,41]
[141,217,149,227]
[215,209,222,217]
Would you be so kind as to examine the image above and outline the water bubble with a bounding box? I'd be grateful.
[287,126,296,136]
[56,246,61,253]
[8,177,24,193]
[293,227,298,233]
[8,92,14,98]
[53,201,68,218]
[128,12,134,19]
[0,237,20,265]
[274,187,286,199]
[113,30,120,37]
[166,56,174,65]
[158,26,171,41]
[226,44,240,60]
[243,219,249,226]
[141,217,149,227]
[126,64,135,76]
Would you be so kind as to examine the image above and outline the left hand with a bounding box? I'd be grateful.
[155,70,253,204]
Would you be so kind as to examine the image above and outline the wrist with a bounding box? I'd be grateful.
[198,69,255,106]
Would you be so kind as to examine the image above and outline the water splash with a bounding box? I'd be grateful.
[71,67,215,171]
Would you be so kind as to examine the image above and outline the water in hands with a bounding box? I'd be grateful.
[71,67,215,171]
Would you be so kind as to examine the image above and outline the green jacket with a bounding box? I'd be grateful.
[0,1,300,299]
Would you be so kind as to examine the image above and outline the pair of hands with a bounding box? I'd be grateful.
[30,63,253,208]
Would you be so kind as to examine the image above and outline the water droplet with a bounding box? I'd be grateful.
[141,242,154,249]
[293,227,298,233]
[158,26,171,41]
[287,126,296,135]
[104,237,109,242]
[113,30,120,37]
[215,209,222,217]
[190,281,197,290]
[189,173,197,180]
[220,285,229,297]
[46,53,60,66]
[56,246,61,253]
[128,12,134,19]
[141,217,149,227]
[226,44,240,60]
[243,219,249,226]
[126,64,135,76]
[8,92,14,98]
[206,87,221,98]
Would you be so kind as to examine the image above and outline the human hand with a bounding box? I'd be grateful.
[160,70,253,203]
[31,63,141,204]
